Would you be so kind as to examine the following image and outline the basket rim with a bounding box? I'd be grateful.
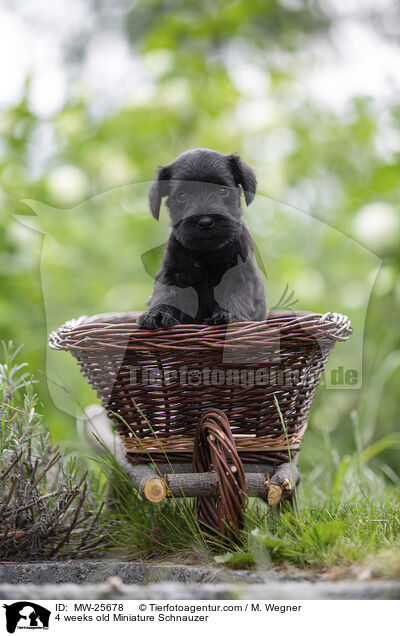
[49,309,352,352]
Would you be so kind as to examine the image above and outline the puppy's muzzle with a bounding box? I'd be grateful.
[196,215,215,229]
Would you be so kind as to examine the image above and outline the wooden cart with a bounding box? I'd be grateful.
[49,310,352,541]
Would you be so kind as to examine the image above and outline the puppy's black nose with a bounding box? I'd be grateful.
[196,215,215,229]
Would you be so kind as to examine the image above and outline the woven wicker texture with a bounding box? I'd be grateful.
[49,310,351,466]
[193,410,246,541]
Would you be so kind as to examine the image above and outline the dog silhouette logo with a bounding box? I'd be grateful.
[3,602,50,633]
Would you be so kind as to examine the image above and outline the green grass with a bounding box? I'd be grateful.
[99,466,400,576]
[242,491,400,574]
[97,449,208,562]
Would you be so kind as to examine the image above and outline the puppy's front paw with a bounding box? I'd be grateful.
[138,307,180,330]
[206,310,241,325]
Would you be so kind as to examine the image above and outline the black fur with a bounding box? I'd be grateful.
[139,148,266,329]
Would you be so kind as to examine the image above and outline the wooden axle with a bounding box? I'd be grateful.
[121,463,275,502]
[116,452,281,503]
[115,436,296,505]
[165,471,272,499]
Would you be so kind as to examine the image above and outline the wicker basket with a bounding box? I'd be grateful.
[49,310,351,468]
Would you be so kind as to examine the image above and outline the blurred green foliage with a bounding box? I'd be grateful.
[0,1,399,479]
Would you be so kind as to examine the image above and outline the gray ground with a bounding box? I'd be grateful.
[0,561,399,599]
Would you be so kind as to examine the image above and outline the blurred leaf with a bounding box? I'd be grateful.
[141,244,165,279]
[214,551,255,565]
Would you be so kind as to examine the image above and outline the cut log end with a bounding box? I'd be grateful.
[267,483,283,506]
[142,477,167,503]
[281,478,293,491]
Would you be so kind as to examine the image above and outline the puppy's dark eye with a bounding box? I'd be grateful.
[175,191,186,202]
[218,186,229,197]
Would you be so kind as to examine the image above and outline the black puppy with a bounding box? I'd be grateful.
[138,148,266,329]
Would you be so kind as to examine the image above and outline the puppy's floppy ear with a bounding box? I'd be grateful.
[148,165,171,220]
[228,154,257,206]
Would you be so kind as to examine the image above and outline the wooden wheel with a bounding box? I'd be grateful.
[193,409,245,543]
